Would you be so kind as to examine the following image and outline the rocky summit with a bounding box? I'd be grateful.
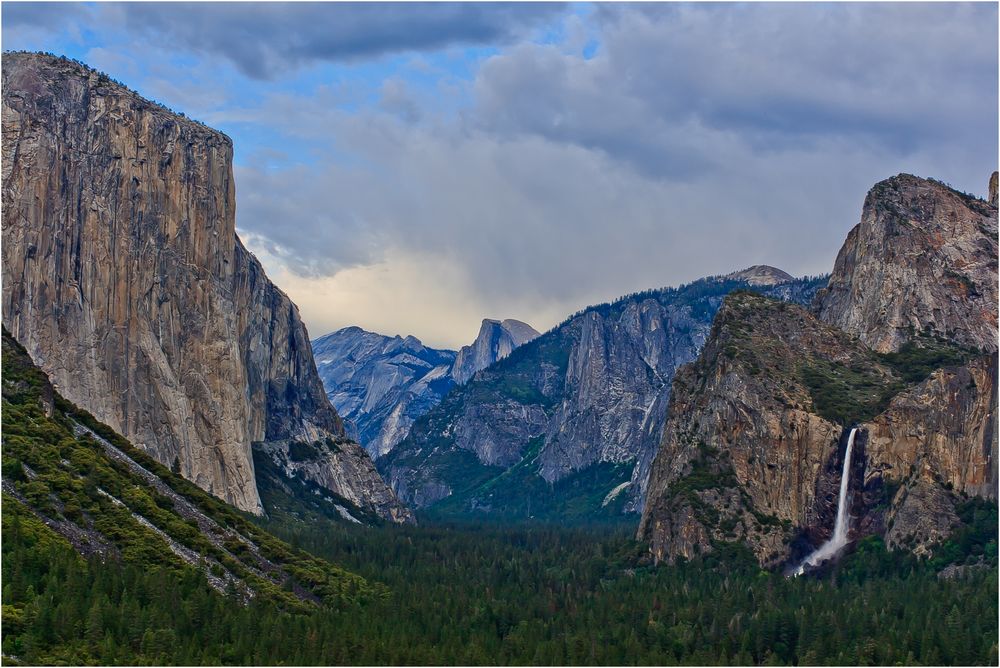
[640,175,998,567]
[380,270,826,520]
[450,318,540,385]
[312,318,538,460]
[313,327,457,459]
[815,174,998,354]
[725,265,795,286]
[1,53,410,523]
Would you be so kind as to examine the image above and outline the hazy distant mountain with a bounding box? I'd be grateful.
[379,268,826,520]
[451,319,540,384]
[313,328,457,459]
[313,318,539,459]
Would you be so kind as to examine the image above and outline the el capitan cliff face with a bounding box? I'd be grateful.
[1,52,410,522]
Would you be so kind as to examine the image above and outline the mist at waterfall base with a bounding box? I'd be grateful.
[793,428,859,577]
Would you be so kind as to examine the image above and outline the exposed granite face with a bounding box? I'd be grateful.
[725,265,795,286]
[815,174,998,354]
[312,327,456,459]
[381,272,826,519]
[312,320,540,461]
[451,318,540,385]
[639,293,997,566]
[1,53,410,522]
[864,355,997,499]
[989,171,998,208]
[638,294,876,566]
[883,480,960,556]
[233,237,345,445]
[255,438,414,524]
[641,175,998,566]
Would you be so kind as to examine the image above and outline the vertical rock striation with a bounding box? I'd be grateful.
[312,326,457,459]
[451,318,540,385]
[815,174,998,353]
[641,174,998,565]
[382,271,826,519]
[2,52,410,522]
[312,319,539,460]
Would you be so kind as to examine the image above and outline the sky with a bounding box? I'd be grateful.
[3,2,997,349]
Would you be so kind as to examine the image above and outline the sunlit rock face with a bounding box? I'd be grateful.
[640,175,998,566]
[451,319,540,385]
[815,174,998,354]
[2,52,411,523]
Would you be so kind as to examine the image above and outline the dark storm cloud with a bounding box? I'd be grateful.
[221,2,996,342]
[472,3,998,177]
[3,2,85,26]
[115,2,565,79]
[5,1,994,343]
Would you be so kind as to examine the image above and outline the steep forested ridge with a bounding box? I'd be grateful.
[1,328,384,662]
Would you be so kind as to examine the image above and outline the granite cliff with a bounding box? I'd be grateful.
[1,52,410,522]
[451,318,540,385]
[313,327,457,459]
[1,328,377,608]
[381,271,826,520]
[313,318,538,460]
[815,174,998,353]
[640,174,998,566]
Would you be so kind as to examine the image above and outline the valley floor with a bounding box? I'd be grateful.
[4,507,997,665]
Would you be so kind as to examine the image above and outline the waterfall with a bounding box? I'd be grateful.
[794,427,858,576]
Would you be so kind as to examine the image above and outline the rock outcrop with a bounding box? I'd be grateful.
[725,265,795,286]
[864,355,997,501]
[451,318,540,385]
[381,271,826,520]
[639,293,997,566]
[865,354,997,553]
[2,52,410,522]
[640,174,998,566]
[638,294,881,565]
[815,174,998,353]
[313,327,456,459]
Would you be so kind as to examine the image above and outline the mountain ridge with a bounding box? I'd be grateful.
[1,327,380,612]
[380,270,827,521]
[1,51,410,522]
[312,317,539,459]
[640,173,998,567]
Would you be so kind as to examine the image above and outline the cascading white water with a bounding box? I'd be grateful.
[794,427,858,576]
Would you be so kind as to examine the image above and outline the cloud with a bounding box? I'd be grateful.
[1,2,93,48]
[2,1,91,29]
[222,3,996,344]
[245,243,567,350]
[5,2,995,346]
[114,2,566,79]
[471,3,998,177]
